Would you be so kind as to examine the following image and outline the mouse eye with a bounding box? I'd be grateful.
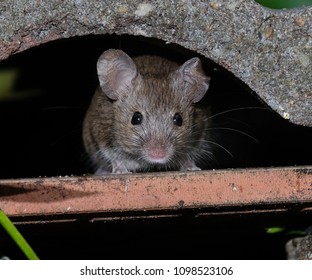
[131,112,143,125]
[173,112,183,126]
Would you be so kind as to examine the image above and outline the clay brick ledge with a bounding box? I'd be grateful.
[0,166,311,222]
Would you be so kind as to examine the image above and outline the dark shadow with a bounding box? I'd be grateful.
[0,34,310,178]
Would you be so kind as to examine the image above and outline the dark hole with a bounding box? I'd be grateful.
[0,34,310,179]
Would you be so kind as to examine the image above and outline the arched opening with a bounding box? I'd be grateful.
[0,34,310,179]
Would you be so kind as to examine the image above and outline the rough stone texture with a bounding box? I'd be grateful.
[286,235,312,259]
[0,0,311,126]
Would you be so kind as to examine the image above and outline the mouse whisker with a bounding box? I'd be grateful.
[49,128,81,147]
[206,106,267,121]
[40,106,84,111]
[204,127,259,143]
[191,139,234,158]
[190,107,267,131]
[174,143,215,162]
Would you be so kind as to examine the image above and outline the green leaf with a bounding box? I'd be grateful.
[0,210,39,260]
[265,227,285,234]
[255,0,311,9]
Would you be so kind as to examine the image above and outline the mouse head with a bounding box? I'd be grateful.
[97,49,210,169]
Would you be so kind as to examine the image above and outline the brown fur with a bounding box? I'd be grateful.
[83,49,211,174]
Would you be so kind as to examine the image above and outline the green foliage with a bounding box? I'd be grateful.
[0,69,18,100]
[265,226,308,236]
[0,69,42,101]
[255,0,311,9]
[0,210,39,260]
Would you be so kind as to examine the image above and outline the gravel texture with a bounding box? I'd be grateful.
[0,0,311,126]
[286,234,312,260]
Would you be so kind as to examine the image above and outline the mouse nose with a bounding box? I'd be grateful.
[148,146,168,159]
[144,142,173,164]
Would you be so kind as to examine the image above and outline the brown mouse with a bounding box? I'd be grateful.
[83,49,211,174]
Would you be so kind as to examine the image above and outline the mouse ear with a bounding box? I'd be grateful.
[171,57,210,103]
[97,49,140,100]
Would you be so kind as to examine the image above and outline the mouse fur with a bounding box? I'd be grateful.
[83,49,211,174]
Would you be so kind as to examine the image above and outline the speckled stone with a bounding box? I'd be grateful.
[286,235,312,260]
[0,0,311,126]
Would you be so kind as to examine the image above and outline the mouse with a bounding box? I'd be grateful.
[82,49,211,174]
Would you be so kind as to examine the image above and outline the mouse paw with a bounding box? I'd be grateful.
[112,160,132,174]
[179,159,201,171]
[94,166,111,176]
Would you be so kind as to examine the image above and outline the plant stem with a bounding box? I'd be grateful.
[0,210,39,260]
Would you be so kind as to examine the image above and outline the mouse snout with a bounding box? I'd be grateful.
[147,145,168,159]
[143,140,174,164]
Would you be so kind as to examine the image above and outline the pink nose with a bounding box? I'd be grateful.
[147,146,168,159]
